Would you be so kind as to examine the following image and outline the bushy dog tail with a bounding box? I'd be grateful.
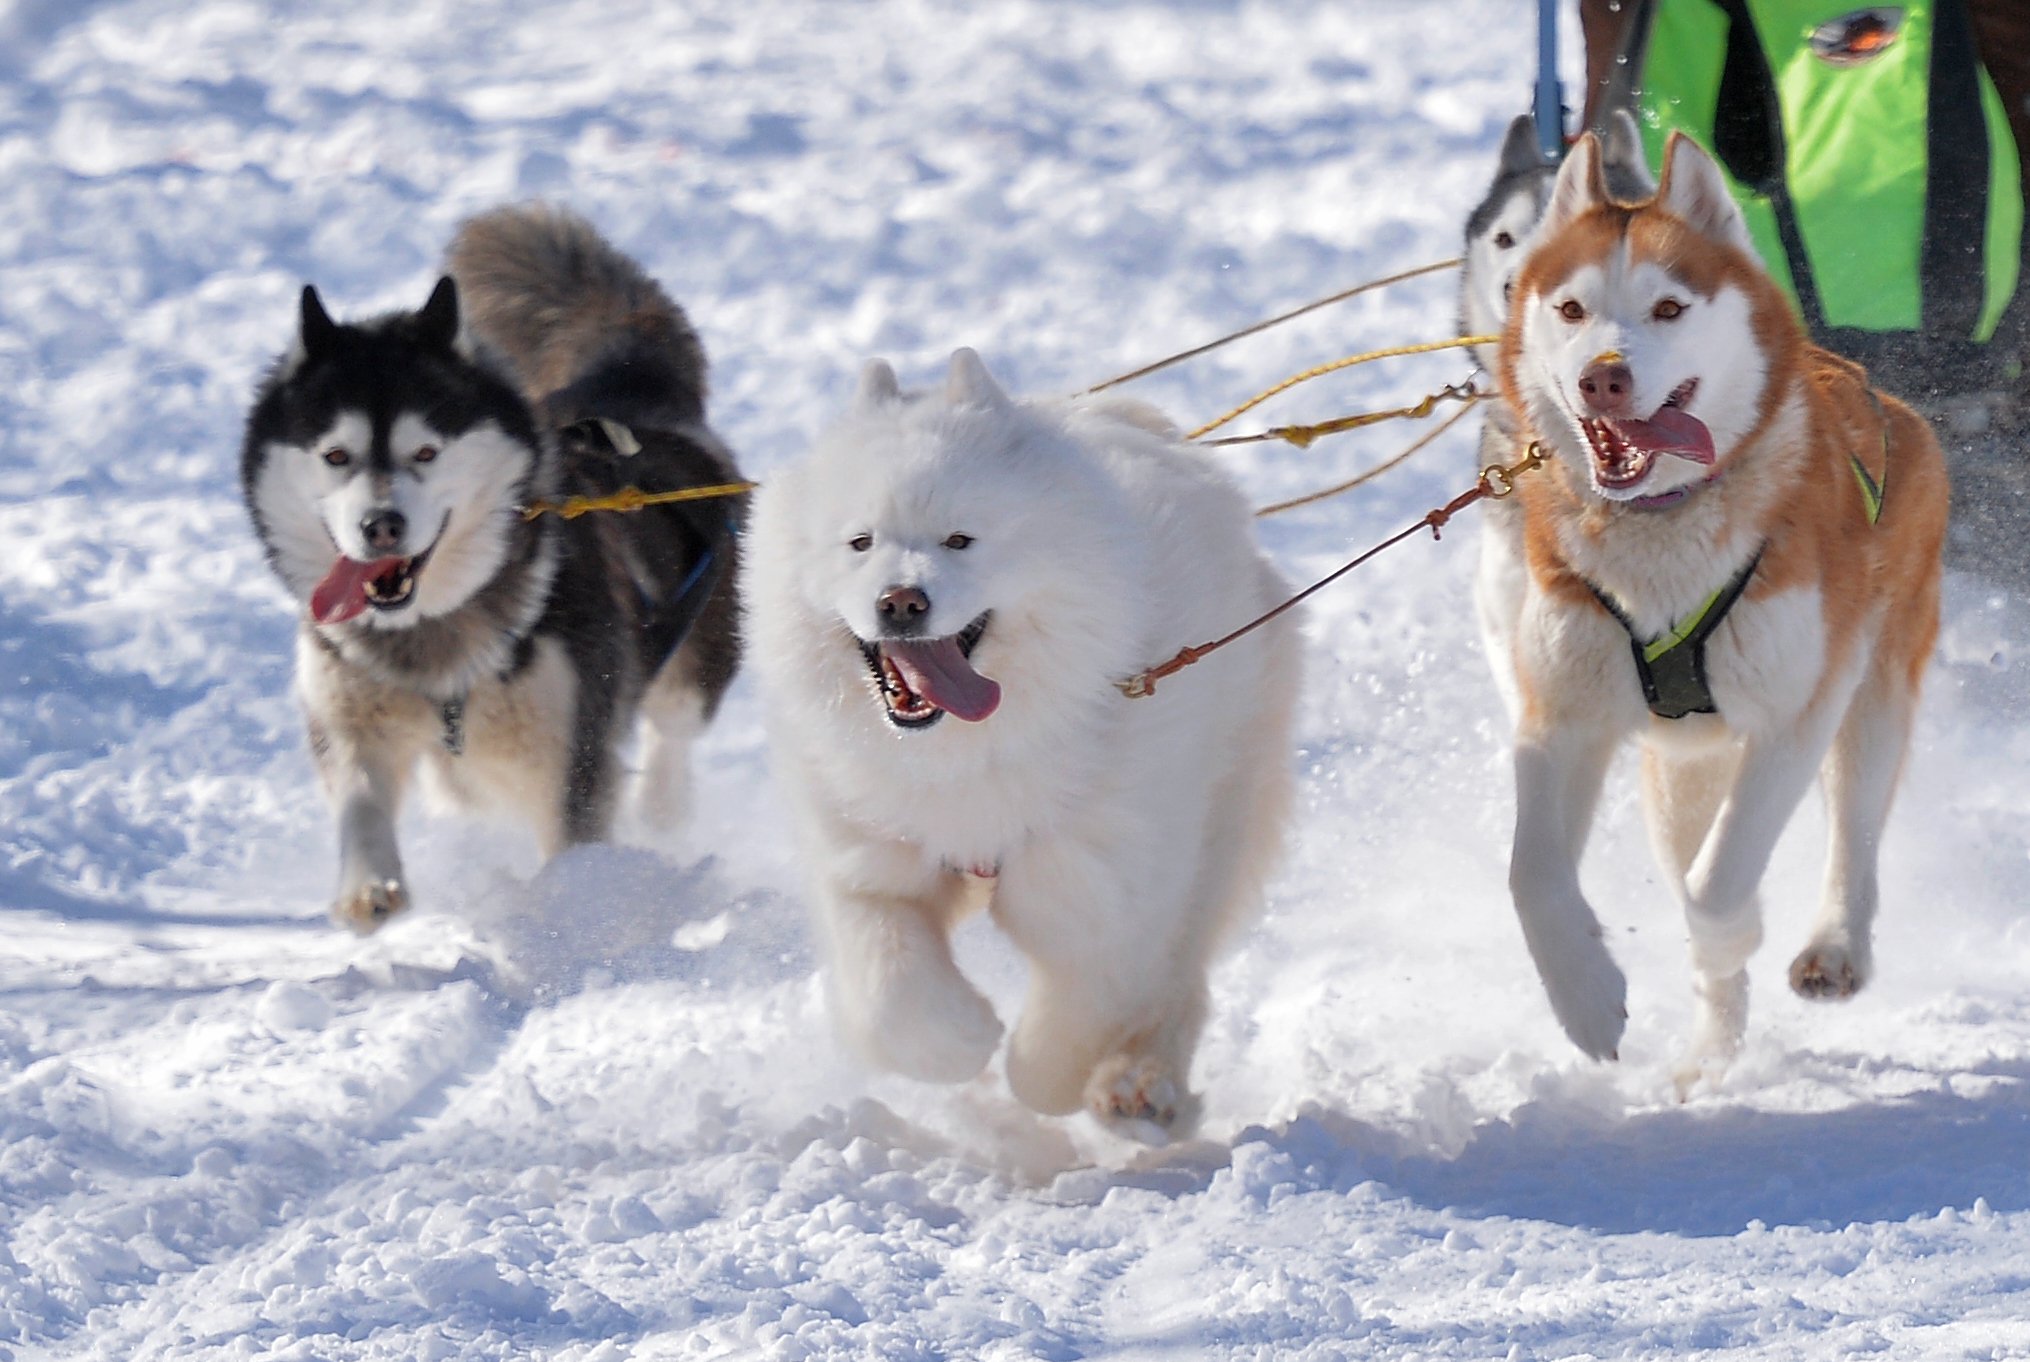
[446,203,708,431]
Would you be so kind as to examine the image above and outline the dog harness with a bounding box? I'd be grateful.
[1590,387,1888,719]
[1847,386,1889,526]
[439,697,467,756]
[434,417,738,758]
[1589,548,1765,720]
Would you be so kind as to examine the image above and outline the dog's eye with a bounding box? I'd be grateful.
[943,533,973,550]
[322,447,351,467]
[413,445,438,464]
[1493,231,1515,249]
[849,534,873,552]
[1652,298,1685,321]
[1557,299,1586,322]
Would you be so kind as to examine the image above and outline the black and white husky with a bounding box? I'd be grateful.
[242,205,744,931]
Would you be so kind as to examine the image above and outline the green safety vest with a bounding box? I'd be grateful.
[1616,0,2023,384]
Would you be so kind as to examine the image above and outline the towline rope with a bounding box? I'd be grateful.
[521,480,756,521]
[1116,441,1548,699]
[1082,257,1462,396]
[1186,335,1500,441]
[1254,399,1481,517]
[1206,378,1484,451]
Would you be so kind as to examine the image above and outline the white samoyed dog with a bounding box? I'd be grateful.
[745,349,1300,1139]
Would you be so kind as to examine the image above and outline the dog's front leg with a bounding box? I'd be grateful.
[297,636,425,932]
[1674,711,1841,1088]
[334,778,407,930]
[992,828,1204,1133]
[804,813,1002,1084]
[312,722,414,933]
[1509,722,1629,1059]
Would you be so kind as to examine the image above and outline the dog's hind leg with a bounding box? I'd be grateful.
[628,666,707,835]
[1789,662,1917,1001]
[1640,739,1740,882]
[1642,737,1750,1095]
[1078,639,1299,1140]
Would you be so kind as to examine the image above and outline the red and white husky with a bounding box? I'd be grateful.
[1496,131,1948,1089]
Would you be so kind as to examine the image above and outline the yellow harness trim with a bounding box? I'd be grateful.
[1848,448,1884,526]
[1641,582,1730,664]
[1847,385,1890,526]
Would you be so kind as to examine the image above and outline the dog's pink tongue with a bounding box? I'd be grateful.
[1605,407,1716,465]
[883,638,1001,721]
[310,556,398,625]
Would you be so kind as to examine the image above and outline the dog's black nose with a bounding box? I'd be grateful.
[877,585,930,629]
[360,509,407,555]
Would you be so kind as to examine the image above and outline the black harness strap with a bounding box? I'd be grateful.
[439,697,466,756]
[1589,547,1765,720]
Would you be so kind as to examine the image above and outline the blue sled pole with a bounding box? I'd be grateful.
[1535,0,1566,162]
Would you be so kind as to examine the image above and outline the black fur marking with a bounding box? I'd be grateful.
[245,208,746,879]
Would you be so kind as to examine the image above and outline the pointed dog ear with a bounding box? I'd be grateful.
[855,358,900,406]
[416,276,460,351]
[1539,131,1608,239]
[1498,113,1544,177]
[1596,108,1657,202]
[944,348,1009,409]
[1655,131,1755,256]
[300,285,339,357]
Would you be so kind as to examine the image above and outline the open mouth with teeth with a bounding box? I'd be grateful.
[858,613,997,730]
[1577,378,1713,494]
[310,540,438,625]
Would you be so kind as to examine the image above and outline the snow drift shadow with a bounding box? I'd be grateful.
[1233,1069,2030,1237]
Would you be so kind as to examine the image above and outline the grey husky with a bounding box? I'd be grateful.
[1462,111,1653,718]
[242,204,744,931]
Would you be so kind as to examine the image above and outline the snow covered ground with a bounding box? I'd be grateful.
[3,0,2030,1356]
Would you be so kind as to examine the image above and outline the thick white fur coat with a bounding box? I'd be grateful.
[744,351,1299,1137]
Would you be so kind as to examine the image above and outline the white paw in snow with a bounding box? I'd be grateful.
[1672,969,1748,1099]
[1085,1053,1197,1142]
[332,878,407,934]
[1534,922,1628,1062]
[1788,940,1868,1000]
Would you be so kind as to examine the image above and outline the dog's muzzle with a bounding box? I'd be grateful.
[309,515,447,624]
[858,612,996,729]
